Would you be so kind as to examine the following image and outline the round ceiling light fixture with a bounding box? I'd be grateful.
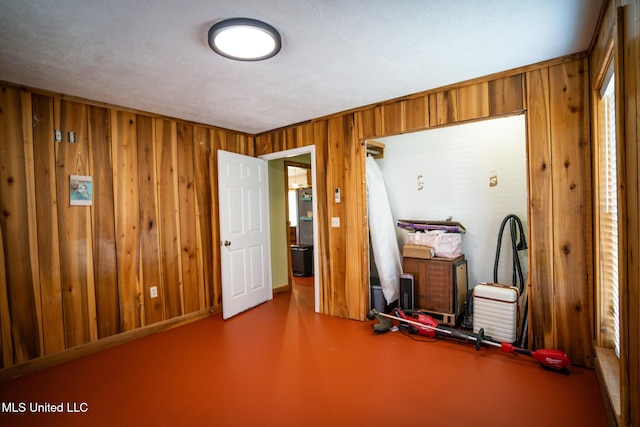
[208,18,281,61]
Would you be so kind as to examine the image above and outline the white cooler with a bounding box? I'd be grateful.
[472,283,519,343]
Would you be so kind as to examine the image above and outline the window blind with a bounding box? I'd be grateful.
[599,73,620,358]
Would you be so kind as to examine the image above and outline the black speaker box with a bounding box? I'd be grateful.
[399,274,414,310]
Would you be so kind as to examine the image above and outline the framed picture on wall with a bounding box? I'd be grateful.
[69,175,93,206]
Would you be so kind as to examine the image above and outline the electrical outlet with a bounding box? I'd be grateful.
[331,217,340,228]
[150,286,158,298]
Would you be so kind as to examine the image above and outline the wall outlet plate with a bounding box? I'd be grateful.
[150,286,158,298]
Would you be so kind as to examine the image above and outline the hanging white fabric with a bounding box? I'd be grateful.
[366,155,402,304]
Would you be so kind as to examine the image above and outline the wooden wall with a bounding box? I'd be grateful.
[590,1,640,425]
[256,56,595,368]
[0,54,598,375]
[0,87,253,374]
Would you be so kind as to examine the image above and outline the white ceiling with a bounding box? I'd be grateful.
[0,0,603,134]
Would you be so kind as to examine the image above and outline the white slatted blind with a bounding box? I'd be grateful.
[599,73,620,358]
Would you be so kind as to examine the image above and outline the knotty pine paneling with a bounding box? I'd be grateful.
[111,110,140,331]
[457,82,489,121]
[0,86,40,364]
[137,114,164,326]
[177,123,199,315]
[431,89,458,125]
[0,51,600,376]
[325,116,348,317]
[193,126,215,310]
[343,115,368,320]
[312,120,330,313]
[0,84,251,375]
[380,101,404,135]
[256,58,594,369]
[489,74,525,115]
[31,94,65,355]
[0,225,9,368]
[404,96,430,132]
[525,68,555,351]
[56,99,96,348]
[89,105,120,338]
[355,108,377,140]
[548,59,592,368]
[156,119,183,319]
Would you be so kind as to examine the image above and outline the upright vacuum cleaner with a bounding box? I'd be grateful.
[493,213,528,348]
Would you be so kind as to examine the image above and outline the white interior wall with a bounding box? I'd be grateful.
[374,114,528,288]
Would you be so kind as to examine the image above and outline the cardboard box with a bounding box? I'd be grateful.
[402,244,435,259]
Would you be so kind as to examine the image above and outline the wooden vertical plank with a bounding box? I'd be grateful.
[255,134,272,156]
[177,122,199,314]
[0,86,40,364]
[31,94,65,355]
[404,96,429,132]
[156,119,183,318]
[21,91,45,354]
[526,68,555,352]
[55,99,92,348]
[428,93,438,126]
[436,89,458,125]
[210,129,224,308]
[271,131,284,153]
[110,110,140,331]
[343,114,368,320]
[224,131,240,154]
[356,108,377,139]
[382,101,404,135]
[0,224,11,367]
[285,128,296,150]
[458,82,489,121]
[245,135,255,157]
[312,120,329,313]
[549,59,592,367]
[0,86,40,363]
[373,105,384,136]
[193,126,214,309]
[326,116,348,318]
[298,124,312,148]
[89,106,120,338]
[136,115,164,324]
[489,74,525,115]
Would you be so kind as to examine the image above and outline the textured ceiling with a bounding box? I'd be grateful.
[0,0,603,134]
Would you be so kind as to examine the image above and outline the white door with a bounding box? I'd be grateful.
[218,150,272,319]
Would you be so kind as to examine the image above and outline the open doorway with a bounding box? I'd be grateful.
[260,146,319,313]
[285,162,313,276]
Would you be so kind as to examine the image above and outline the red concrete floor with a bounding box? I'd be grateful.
[0,276,607,426]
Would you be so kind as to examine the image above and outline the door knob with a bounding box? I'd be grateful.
[223,240,231,246]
